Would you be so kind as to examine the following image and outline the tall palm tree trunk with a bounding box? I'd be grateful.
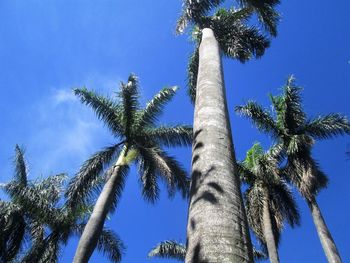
[73,153,126,263]
[262,192,279,263]
[185,28,253,263]
[306,196,342,263]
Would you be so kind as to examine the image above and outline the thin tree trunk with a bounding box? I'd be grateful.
[73,153,126,263]
[185,28,253,263]
[307,197,342,263]
[262,192,279,263]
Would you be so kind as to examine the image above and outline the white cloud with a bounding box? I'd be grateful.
[53,88,77,105]
[28,77,122,176]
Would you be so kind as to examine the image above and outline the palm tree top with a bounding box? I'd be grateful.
[66,74,192,208]
[239,142,300,248]
[1,145,125,263]
[236,76,350,197]
[177,0,280,36]
[186,8,270,103]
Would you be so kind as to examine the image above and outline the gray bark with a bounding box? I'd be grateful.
[73,154,125,263]
[185,28,253,263]
[307,197,342,263]
[262,192,279,263]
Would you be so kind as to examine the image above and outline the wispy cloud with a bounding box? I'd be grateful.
[27,75,124,176]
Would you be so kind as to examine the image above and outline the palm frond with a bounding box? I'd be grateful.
[176,0,225,33]
[236,101,279,137]
[14,145,28,187]
[148,240,186,261]
[119,74,140,139]
[280,76,306,132]
[137,87,178,128]
[97,228,125,263]
[271,181,300,228]
[0,202,26,262]
[145,125,193,148]
[74,88,124,136]
[304,113,350,140]
[238,0,280,36]
[137,147,189,201]
[210,8,270,62]
[65,144,121,208]
[137,147,161,202]
[187,46,199,103]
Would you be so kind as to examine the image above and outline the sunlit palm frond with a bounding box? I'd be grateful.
[119,74,140,139]
[176,0,225,33]
[74,88,124,136]
[187,46,199,103]
[145,125,193,148]
[148,240,186,261]
[137,87,178,128]
[304,113,350,140]
[236,101,279,138]
[280,76,306,133]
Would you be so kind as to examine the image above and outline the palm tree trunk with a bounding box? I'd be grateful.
[185,28,253,263]
[307,196,342,263]
[73,152,126,263]
[262,192,279,263]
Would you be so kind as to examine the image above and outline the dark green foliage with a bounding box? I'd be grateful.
[0,145,125,263]
[186,8,270,102]
[239,143,300,249]
[236,76,350,199]
[67,73,192,209]
[177,0,279,35]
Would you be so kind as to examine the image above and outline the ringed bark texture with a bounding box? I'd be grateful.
[185,28,253,263]
[307,197,342,263]
[262,193,279,263]
[73,158,124,263]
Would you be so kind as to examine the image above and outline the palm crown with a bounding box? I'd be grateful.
[177,0,279,36]
[0,145,124,263]
[66,73,192,208]
[187,8,270,102]
[239,143,300,250]
[236,76,350,199]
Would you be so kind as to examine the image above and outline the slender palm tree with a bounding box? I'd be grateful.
[236,76,350,263]
[239,143,300,263]
[0,145,124,263]
[148,240,267,262]
[176,0,279,261]
[68,74,192,263]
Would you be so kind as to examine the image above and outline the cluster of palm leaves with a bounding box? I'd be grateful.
[0,74,192,263]
[1,0,349,262]
[0,146,124,263]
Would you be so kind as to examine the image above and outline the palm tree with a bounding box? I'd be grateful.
[148,240,267,262]
[0,145,124,263]
[236,76,350,263]
[67,74,192,263]
[239,143,300,263]
[176,0,279,261]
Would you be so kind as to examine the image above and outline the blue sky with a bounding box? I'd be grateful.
[0,0,349,262]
